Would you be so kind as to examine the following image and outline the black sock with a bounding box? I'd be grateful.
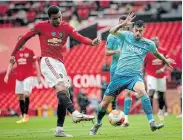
[57,103,66,127]
[57,91,75,114]
[24,97,29,114]
[148,90,155,109]
[158,91,165,110]
[149,95,153,108]
[112,97,117,110]
[19,100,25,116]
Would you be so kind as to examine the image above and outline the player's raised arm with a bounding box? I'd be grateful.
[109,12,136,37]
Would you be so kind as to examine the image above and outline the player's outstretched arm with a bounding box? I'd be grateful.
[4,62,14,83]
[11,30,38,57]
[70,31,101,46]
[109,12,136,36]
[153,51,176,69]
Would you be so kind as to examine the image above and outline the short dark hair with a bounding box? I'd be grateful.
[47,6,60,17]
[134,20,145,28]
[119,15,127,21]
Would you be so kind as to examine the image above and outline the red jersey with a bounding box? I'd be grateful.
[144,47,167,78]
[15,48,36,81]
[33,21,75,62]
[11,20,92,62]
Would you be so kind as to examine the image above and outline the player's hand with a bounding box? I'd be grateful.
[123,12,136,26]
[166,58,176,69]
[92,38,101,46]
[4,75,9,83]
[37,76,42,85]
[156,68,164,74]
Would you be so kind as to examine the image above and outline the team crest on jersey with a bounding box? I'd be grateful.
[58,32,64,39]
[24,53,29,58]
[20,53,23,57]
[51,32,56,36]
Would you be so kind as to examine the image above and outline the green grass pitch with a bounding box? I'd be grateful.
[0,115,181,140]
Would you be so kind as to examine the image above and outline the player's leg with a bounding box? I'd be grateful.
[41,57,94,124]
[122,90,132,127]
[55,103,72,137]
[89,95,114,135]
[133,81,164,131]
[157,77,166,120]
[176,84,182,118]
[164,103,168,116]
[16,94,25,123]
[89,77,124,135]
[22,77,34,123]
[147,75,156,108]
[55,83,94,123]
[111,97,117,110]
[149,90,155,108]
[15,80,25,123]
[157,91,165,120]
[110,71,117,110]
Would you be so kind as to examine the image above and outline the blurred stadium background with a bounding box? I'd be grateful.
[0,0,182,119]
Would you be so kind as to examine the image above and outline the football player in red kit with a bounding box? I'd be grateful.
[9,6,100,137]
[4,36,41,123]
[144,37,170,120]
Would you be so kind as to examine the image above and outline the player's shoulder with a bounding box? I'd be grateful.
[120,31,133,39]
[142,38,155,46]
[121,31,132,35]
[34,20,49,26]
[107,34,118,40]
[61,21,71,27]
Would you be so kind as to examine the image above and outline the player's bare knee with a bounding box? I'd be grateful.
[126,90,131,98]
[18,94,24,100]
[24,91,30,97]
[55,82,67,92]
[149,89,155,97]
[136,88,146,97]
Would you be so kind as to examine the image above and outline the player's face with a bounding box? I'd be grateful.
[133,26,144,40]
[50,11,62,27]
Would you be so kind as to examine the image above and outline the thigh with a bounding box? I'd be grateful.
[104,79,126,97]
[157,77,166,92]
[41,57,70,88]
[133,81,146,96]
[23,77,34,94]
[15,80,24,94]
[147,75,157,92]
